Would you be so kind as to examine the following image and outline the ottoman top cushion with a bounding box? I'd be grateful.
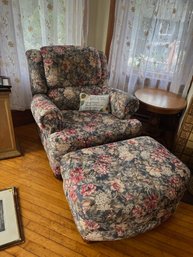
[61,136,190,190]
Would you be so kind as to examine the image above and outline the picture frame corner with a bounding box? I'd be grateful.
[0,186,24,250]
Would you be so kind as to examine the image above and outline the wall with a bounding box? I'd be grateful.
[174,82,193,170]
[87,0,110,52]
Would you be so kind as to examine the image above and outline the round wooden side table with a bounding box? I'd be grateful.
[134,88,187,149]
[135,88,187,115]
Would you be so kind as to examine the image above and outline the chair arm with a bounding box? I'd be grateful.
[109,89,139,119]
[31,94,64,133]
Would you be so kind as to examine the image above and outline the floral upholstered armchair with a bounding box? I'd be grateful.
[26,45,142,179]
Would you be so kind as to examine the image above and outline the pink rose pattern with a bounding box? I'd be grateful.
[26,46,142,179]
[80,184,96,196]
[110,90,140,119]
[27,46,140,114]
[61,136,190,241]
[31,94,64,134]
[70,168,84,184]
[84,220,100,231]
[45,112,142,178]
[40,45,103,88]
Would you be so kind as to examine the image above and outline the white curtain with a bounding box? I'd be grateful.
[0,0,88,110]
[109,0,193,97]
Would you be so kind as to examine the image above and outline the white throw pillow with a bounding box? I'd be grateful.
[79,93,110,113]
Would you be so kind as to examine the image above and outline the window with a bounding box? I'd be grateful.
[109,0,193,95]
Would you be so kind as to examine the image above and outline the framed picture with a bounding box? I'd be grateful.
[2,78,9,86]
[0,76,11,88]
[0,187,24,250]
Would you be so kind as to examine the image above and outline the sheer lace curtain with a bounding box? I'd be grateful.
[0,0,88,110]
[109,0,193,97]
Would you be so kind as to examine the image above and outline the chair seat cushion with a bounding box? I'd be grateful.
[61,110,141,131]
[45,111,142,178]
[61,136,190,241]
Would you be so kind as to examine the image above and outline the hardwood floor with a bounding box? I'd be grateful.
[1,123,193,257]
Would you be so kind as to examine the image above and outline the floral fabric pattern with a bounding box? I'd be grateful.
[31,94,64,133]
[47,85,110,110]
[110,89,139,119]
[98,50,109,81]
[27,45,142,178]
[45,111,142,178]
[40,46,104,88]
[61,136,190,241]
[26,50,48,95]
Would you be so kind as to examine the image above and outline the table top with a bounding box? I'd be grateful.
[135,88,187,115]
[0,86,11,92]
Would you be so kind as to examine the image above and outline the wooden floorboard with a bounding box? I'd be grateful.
[0,123,193,257]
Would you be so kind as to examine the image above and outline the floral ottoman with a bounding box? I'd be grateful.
[61,136,190,241]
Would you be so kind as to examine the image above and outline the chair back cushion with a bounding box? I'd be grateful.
[41,46,105,88]
[26,45,109,110]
